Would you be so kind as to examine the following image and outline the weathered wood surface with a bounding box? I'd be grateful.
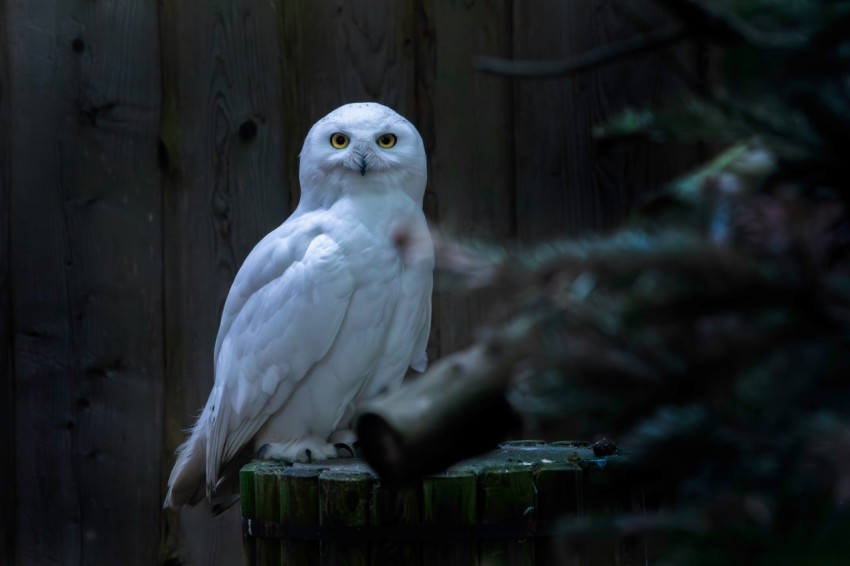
[0,2,703,564]
[0,0,13,562]
[240,441,643,565]
[6,1,165,564]
[239,461,262,565]
[430,0,515,357]
[422,470,478,564]
[513,0,702,241]
[319,469,372,565]
[534,462,583,564]
[478,462,536,564]
[158,0,290,563]
[370,479,422,565]
[281,467,323,564]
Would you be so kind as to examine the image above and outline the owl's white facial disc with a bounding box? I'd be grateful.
[298,103,427,208]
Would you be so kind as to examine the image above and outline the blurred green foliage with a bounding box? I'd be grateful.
[447,0,850,563]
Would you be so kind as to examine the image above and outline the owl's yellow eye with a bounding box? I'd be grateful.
[330,133,349,149]
[376,133,397,148]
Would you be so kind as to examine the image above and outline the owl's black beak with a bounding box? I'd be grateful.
[358,155,368,176]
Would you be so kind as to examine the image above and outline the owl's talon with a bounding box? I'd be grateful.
[328,429,360,458]
[256,437,338,464]
[334,443,354,458]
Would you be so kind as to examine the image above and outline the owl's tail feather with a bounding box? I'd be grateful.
[164,410,253,512]
[163,425,207,509]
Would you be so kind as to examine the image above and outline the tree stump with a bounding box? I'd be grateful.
[240,440,639,565]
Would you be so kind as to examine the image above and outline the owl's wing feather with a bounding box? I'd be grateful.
[204,231,356,493]
[400,221,434,374]
[354,221,434,404]
[396,265,432,374]
[407,290,432,372]
[214,216,312,361]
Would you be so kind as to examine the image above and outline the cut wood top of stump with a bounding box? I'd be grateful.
[240,440,622,543]
[246,440,610,478]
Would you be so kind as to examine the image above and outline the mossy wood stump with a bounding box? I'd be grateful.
[240,441,637,565]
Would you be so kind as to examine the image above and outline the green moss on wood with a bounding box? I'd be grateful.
[479,463,536,565]
[319,470,373,565]
[422,469,477,525]
[239,461,261,518]
[254,463,285,564]
[371,481,422,565]
[238,442,622,565]
[422,469,477,564]
[534,462,583,520]
[281,467,322,565]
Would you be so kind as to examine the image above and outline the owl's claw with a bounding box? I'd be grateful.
[329,429,360,458]
[255,437,338,463]
[334,442,359,458]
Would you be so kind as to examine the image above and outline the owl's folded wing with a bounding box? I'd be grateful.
[204,233,356,495]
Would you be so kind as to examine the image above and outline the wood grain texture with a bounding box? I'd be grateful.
[319,470,372,565]
[240,444,612,564]
[421,470,478,564]
[430,0,515,355]
[158,0,289,563]
[478,464,536,565]
[370,482,422,565]
[6,0,164,563]
[239,461,262,565]
[0,0,14,562]
[410,0,442,364]
[254,464,282,564]
[534,462,583,563]
[281,467,323,565]
[512,0,702,241]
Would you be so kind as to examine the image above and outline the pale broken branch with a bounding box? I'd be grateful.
[475,26,686,79]
[354,314,544,484]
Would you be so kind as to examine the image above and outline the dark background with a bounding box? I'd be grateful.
[0,0,705,563]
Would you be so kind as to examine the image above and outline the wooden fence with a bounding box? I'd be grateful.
[0,1,702,564]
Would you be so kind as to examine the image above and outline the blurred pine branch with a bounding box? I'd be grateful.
[358,1,850,563]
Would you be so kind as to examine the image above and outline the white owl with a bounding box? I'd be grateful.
[164,103,433,508]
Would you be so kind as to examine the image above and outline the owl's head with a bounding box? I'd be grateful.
[298,103,427,208]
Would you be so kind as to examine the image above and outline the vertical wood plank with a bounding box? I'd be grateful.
[512,0,702,241]
[281,467,323,565]
[409,0,442,364]
[370,481,422,565]
[7,0,164,563]
[534,462,583,563]
[254,464,283,565]
[430,0,515,355]
[581,461,634,565]
[319,470,373,566]
[478,464,536,565]
[422,469,479,565]
[239,461,261,566]
[0,0,13,561]
[158,0,289,562]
